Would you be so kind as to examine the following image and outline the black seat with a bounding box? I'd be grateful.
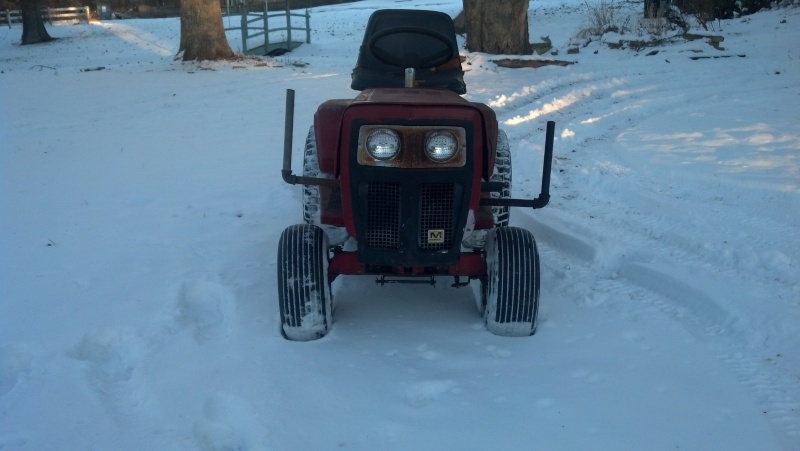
[350,9,467,94]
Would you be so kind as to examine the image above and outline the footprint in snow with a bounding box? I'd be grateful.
[484,345,513,358]
[571,369,604,384]
[193,392,271,451]
[177,280,236,344]
[0,343,34,396]
[415,344,441,361]
[406,380,460,407]
[536,398,557,409]
[0,435,28,449]
[592,242,627,278]
[70,327,156,423]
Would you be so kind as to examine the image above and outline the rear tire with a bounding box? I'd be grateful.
[482,226,540,336]
[302,126,348,245]
[491,129,512,228]
[464,129,513,250]
[277,224,333,341]
[302,126,327,226]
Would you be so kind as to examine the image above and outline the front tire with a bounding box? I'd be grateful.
[482,226,540,336]
[277,224,333,341]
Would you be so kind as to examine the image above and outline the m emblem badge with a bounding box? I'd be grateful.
[427,229,445,244]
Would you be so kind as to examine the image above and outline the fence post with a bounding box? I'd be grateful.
[286,9,291,45]
[240,9,247,53]
[264,1,269,55]
[84,6,90,22]
[265,1,271,53]
[305,9,310,44]
[5,10,10,28]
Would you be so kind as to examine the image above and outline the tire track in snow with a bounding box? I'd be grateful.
[486,71,628,131]
[497,55,800,446]
[553,169,799,301]
[722,352,800,440]
[506,62,798,313]
[490,67,700,207]
[523,211,800,446]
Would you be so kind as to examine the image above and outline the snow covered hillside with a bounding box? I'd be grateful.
[1,0,799,449]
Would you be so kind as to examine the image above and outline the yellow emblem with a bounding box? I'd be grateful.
[427,230,445,243]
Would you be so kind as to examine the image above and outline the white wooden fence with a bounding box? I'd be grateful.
[3,6,91,28]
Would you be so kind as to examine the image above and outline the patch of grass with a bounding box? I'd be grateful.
[575,0,689,45]
[576,0,632,39]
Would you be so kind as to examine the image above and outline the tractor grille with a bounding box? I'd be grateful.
[365,182,401,250]
[362,182,457,253]
[418,183,455,251]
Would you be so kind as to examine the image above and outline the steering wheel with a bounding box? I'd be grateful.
[367,26,457,69]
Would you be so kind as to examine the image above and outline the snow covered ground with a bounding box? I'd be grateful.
[1,0,799,449]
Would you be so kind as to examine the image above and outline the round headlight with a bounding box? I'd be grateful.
[366,129,400,161]
[425,131,458,162]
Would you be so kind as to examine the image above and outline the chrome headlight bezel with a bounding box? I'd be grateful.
[365,128,401,161]
[424,130,459,163]
[358,125,466,168]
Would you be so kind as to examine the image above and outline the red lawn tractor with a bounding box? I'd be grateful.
[279,9,555,341]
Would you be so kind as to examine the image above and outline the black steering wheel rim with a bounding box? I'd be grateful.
[367,26,457,69]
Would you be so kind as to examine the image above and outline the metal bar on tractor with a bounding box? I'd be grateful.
[479,121,555,209]
[281,89,341,188]
[540,120,555,202]
[481,181,504,192]
[282,88,295,181]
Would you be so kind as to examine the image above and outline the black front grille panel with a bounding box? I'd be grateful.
[365,182,401,250]
[356,179,465,266]
[418,183,455,251]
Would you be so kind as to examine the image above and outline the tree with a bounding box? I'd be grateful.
[644,0,666,18]
[178,0,234,61]
[20,0,53,45]
[462,0,530,55]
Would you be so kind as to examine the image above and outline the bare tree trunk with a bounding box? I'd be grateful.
[20,0,53,45]
[179,0,234,61]
[644,0,662,18]
[463,0,530,55]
